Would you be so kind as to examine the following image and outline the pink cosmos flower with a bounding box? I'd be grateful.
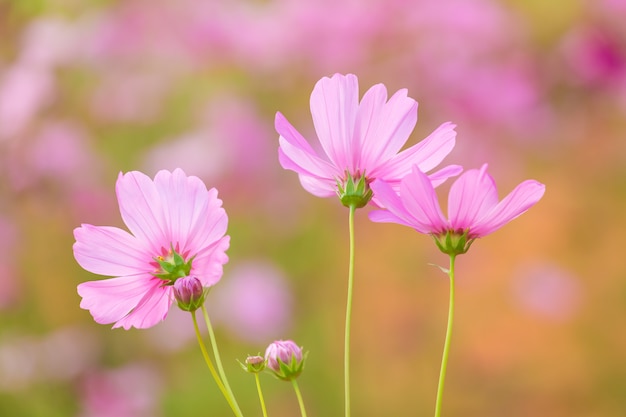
[276,73,460,203]
[369,164,545,253]
[73,168,229,330]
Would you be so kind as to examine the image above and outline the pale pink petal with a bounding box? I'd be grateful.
[276,112,337,179]
[298,174,337,198]
[151,169,228,257]
[191,235,230,287]
[448,164,499,231]
[77,274,157,327]
[472,179,546,237]
[185,188,229,258]
[374,122,457,180]
[427,164,464,188]
[73,225,149,277]
[112,284,172,330]
[116,171,167,253]
[399,166,449,234]
[369,179,421,230]
[357,86,417,170]
[310,73,359,170]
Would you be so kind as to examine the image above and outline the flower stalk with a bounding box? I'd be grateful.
[201,304,243,417]
[191,312,240,416]
[343,203,357,417]
[434,254,456,417]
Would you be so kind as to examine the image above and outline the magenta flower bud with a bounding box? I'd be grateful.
[264,340,305,381]
[173,276,206,312]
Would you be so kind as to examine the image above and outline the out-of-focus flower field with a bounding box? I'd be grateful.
[1,0,625,416]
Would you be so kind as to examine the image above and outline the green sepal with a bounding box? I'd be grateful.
[269,351,308,381]
[336,171,373,209]
[432,230,475,256]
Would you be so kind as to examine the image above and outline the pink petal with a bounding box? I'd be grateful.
[375,122,457,181]
[116,171,167,254]
[357,86,417,170]
[276,112,337,179]
[77,274,159,328]
[472,179,546,237]
[112,284,172,330]
[309,73,359,171]
[151,169,228,258]
[448,164,499,231]
[298,174,337,198]
[369,178,421,229]
[427,164,464,188]
[399,166,449,234]
[191,235,230,287]
[73,225,149,277]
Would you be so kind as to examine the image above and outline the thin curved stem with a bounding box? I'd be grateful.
[434,254,456,417]
[254,373,268,417]
[292,379,308,417]
[344,204,357,417]
[191,312,240,416]
[201,305,244,417]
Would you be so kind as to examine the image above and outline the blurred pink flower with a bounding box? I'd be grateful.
[0,64,54,141]
[79,363,163,417]
[143,95,273,183]
[369,164,545,243]
[512,262,582,321]
[73,169,229,329]
[209,261,292,343]
[277,73,459,200]
[5,121,102,192]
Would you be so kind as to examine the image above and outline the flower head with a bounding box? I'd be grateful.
[264,340,305,381]
[73,169,230,329]
[276,73,460,206]
[369,164,545,255]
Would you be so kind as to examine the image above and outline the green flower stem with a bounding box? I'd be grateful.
[201,304,244,417]
[191,312,240,416]
[344,204,357,417]
[291,379,308,417]
[254,373,268,417]
[434,254,456,417]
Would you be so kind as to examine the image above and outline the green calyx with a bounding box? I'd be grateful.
[270,352,307,381]
[336,171,373,209]
[432,230,475,256]
[153,247,194,283]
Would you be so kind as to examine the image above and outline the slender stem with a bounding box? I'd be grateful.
[291,379,308,417]
[344,204,356,417]
[434,254,456,417]
[254,373,268,417]
[201,304,244,417]
[191,312,240,416]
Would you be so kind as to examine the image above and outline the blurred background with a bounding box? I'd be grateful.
[0,0,625,416]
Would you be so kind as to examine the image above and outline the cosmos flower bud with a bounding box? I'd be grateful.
[264,340,305,381]
[173,276,206,312]
[240,355,266,374]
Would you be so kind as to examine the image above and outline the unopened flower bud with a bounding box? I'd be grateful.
[173,276,206,312]
[265,340,305,381]
[240,355,266,373]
